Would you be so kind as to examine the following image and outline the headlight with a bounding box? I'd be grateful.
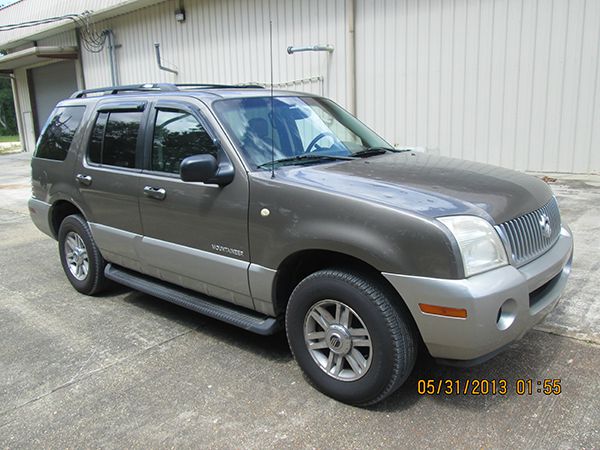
[438,215,508,277]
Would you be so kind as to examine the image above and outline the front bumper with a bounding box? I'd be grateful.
[383,225,573,363]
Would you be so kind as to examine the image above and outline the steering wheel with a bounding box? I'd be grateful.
[305,131,338,153]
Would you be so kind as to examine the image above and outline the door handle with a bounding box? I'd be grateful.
[143,186,166,200]
[75,174,92,186]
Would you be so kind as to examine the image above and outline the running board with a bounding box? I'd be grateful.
[104,264,280,335]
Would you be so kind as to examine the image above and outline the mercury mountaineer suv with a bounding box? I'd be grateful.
[29,83,573,405]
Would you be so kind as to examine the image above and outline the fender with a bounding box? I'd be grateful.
[248,175,463,280]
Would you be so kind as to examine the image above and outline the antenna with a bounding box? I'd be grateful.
[269,18,275,179]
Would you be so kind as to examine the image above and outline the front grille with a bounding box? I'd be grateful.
[496,197,561,267]
[529,270,562,309]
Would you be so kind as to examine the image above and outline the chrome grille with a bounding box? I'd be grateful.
[496,197,561,267]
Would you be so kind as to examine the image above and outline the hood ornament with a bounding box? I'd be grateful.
[539,213,552,238]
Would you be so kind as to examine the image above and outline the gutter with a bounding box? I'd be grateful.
[106,30,119,85]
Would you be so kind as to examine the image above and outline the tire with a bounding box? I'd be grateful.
[285,269,417,406]
[58,214,108,295]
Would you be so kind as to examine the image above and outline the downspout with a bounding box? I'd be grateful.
[105,29,119,85]
[154,43,178,75]
[75,28,87,89]
[346,0,356,115]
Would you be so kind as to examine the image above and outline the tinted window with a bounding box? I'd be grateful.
[88,112,108,164]
[35,106,85,160]
[152,109,218,174]
[88,111,142,168]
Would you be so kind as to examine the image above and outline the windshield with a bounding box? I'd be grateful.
[212,96,392,169]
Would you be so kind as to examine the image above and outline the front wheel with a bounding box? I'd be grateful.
[285,269,417,406]
[58,214,108,295]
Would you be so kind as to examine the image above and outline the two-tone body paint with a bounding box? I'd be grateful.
[30,90,562,346]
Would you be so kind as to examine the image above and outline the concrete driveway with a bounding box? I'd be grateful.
[1,152,598,449]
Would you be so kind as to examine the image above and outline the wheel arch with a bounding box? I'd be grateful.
[272,249,418,333]
[50,200,86,238]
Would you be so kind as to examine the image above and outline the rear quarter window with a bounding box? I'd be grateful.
[35,106,86,161]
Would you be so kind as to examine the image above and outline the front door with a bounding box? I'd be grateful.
[137,98,253,309]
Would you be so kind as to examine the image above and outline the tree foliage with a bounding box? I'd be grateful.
[0,78,17,135]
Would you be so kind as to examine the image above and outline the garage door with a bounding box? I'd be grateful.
[29,60,78,137]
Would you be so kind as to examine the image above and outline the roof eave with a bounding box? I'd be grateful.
[0,0,166,50]
[0,45,78,71]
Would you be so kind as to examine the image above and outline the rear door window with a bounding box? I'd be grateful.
[35,106,85,160]
[88,110,143,168]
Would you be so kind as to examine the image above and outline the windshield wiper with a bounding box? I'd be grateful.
[257,154,356,169]
[353,147,402,157]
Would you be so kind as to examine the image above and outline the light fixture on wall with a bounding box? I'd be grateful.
[175,8,186,22]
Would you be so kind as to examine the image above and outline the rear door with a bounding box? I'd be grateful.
[137,97,253,309]
[75,101,147,271]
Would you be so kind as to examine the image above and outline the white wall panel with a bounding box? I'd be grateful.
[80,0,350,105]
[11,0,599,172]
[37,30,78,48]
[356,0,600,173]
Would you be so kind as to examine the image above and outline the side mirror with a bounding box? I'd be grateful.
[180,154,234,186]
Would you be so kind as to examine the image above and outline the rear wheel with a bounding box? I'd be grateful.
[285,269,417,406]
[58,215,108,295]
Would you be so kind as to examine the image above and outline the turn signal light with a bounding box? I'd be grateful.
[418,303,467,319]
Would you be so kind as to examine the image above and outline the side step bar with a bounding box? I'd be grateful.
[105,264,280,335]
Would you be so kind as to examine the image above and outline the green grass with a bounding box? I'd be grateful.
[0,135,19,143]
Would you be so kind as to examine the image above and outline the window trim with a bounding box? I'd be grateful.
[85,107,147,172]
[97,101,146,113]
[143,100,225,176]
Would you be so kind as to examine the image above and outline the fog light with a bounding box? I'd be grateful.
[497,299,517,330]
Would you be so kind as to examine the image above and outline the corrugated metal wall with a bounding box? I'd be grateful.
[12,0,599,172]
[37,30,78,47]
[81,0,351,105]
[356,0,600,173]
[0,0,164,48]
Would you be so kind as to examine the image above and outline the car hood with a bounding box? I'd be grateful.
[273,152,553,224]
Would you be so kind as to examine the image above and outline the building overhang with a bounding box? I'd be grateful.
[0,46,78,72]
[0,0,167,50]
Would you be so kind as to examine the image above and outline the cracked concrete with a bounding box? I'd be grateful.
[0,152,598,448]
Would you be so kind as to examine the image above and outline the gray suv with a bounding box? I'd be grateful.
[29,83,573,405]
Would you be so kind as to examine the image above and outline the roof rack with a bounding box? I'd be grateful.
[70,83,265,98]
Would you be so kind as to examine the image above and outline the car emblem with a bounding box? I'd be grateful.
[539,213,552,238]
[329,335,342,349]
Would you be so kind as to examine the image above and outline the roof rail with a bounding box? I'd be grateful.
[70,83,178,98]
[70,82,265,98]
[175,83,266,89]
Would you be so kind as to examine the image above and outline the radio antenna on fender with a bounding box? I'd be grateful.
[269,18,275,179]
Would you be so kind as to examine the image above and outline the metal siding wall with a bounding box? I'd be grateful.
[0,0,165,47]
[37,30,78,47]
[356,0,600,173]
[80,0,349,105]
